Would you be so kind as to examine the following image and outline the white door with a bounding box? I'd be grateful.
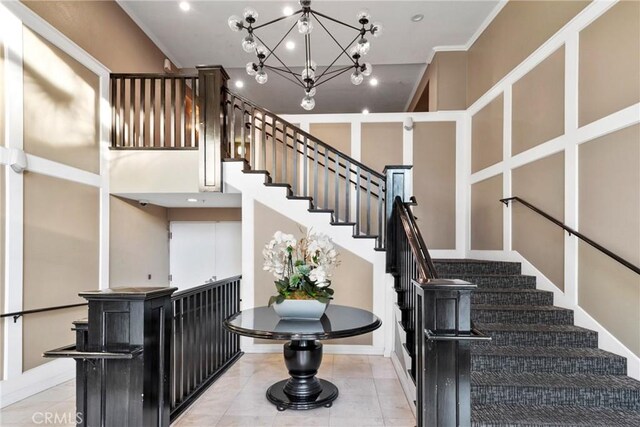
[169,221,242,291]
[169,222,217,291]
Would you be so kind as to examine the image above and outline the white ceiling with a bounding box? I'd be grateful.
[118,0,500,114]
[116,192,242,208]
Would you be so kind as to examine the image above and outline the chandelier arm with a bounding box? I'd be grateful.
[252,9,303,31]
[253,33,306,87]
[263,65,302,77]
[313,66,354,88]
[317,65,353,78]
[313,32,361,83]
[311,10,362,32]
[263,65,308,88]
[311,12,359,67]
[262,19,299,64]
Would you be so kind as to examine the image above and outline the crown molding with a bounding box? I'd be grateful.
[115,0,184,69]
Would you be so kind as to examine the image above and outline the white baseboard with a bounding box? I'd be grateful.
[0,359,75,408]
[390,351,416,417]
[468,250,640,380]
[243,344,384,355]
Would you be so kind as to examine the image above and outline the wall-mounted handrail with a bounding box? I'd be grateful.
[501,196,640,275]
[0,302,88,323]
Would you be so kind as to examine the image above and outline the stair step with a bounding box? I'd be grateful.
[434,259,522,275]
[473,323,598,348]
[440,274,537,289]
[472,289,553,306]
[472,305,574,325]
[330,222,356,227]
[472,346,627,375]
[471,372,640,410]
[472,404,640,426]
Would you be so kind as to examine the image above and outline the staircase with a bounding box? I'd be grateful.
[434,259,640,426]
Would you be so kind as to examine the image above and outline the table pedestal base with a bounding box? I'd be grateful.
[266,340,338,411]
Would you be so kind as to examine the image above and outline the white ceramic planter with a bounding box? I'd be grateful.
[273,299,329,320]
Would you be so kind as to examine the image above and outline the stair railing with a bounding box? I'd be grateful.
[223,88,388,248]
[502,196,640,275]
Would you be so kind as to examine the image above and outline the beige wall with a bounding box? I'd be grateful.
[168,208,242,222]
[512,46,565,155]
[578,125,640,356]
[308,123,351,155]
[471,174,503,250]
[23,27,101,174]
[472,94,503,173]
[578,0,640,126]
[361,122,403,173]
[467,0,589,106]
[0,43,4,377]
[512,153,565,290]
[23,174,99,370]
[409,52,467,112]
[110,197,169,287]
[23,0,173,73]
[253,201,374,346]
[412,122,456,249]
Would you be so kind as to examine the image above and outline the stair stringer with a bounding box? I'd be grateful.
[468,249,640,381]
[223,161,394,356]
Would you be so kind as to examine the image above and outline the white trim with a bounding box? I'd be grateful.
[281,111,465,124]
[468,250,640,381]
[390,351,416,417]
[24,155,102,188]
[114,0,183,69]
[0,359,75,408]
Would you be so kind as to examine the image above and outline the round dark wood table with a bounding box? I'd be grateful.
[224,304,382,411]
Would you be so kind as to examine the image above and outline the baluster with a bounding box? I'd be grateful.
[261,111,267,170]
[130,78,136,147]
[140,78,146,147]
[240,101,246,159]
[250,106,255,167]
[170,78,176,148]
[282,124,287,183]
[356,167,361,235]
[313,141,319,205]
[292,130,298,195]
[180,78,187,148]
[271,117,276,177]
[160,77,166,148]
[110,79,116,147]
[323,147,329,209]
[345,160,351,223]
[119,77,125,147]
[191,77,197,148]
[303,136,308,197]
[149,78,156,147]
[377,178,384,248]
[334,154,340,222]
[230,97,236,156]
[366,172,372,234]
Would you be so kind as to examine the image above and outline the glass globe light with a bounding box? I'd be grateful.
[255,70,268,84]
[228,15,243,32]
[242,35,257,53]
[246,62,258,76]
[305,59,318,72]
[301,95,316,111]
[297,15,313,34]
[306,87,316,97]
[256,45,268,58]
[371,22,383,37]
[356,38,370,55]
[301,68,315,81]
[361,62,373,76]
[243,7,258,21]
[357,10,371,23]
[349,46,360,59]
[351,70,363,86]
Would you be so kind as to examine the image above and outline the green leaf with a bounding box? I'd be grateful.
[276,294,285,304]
[268,295,278,307]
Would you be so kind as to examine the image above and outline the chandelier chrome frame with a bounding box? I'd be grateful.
[228,0,382,110]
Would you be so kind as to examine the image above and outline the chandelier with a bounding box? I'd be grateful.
[228,0,382,110]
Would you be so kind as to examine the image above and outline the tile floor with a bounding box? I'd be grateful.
[1,353,415,427]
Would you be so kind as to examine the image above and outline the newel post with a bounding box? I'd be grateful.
[414,279,490,427]
[198,65,229,192]
[383,165,412,271]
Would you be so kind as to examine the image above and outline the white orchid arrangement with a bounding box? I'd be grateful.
[263,230,339,306]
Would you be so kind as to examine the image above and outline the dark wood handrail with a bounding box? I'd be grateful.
[0,302,88,323]
[224,88,385,181]
[394,196,438,283]
[241,117,383,199]
[501,196,640,275]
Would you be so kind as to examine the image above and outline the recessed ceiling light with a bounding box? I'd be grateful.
[235,80,244,88]
[369,78,378,86]
[362,108,370,115]
[411,14,424,22]
[286,40,295,50]
[187,198,198,203]
[283,6,294,16]
[179,2,191,12]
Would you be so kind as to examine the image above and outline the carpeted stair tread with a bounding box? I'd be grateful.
[472,289,553,305]
[471,404,640,426]
[471,372,640,410]
[434,259,522,275]
[472,304,574,325]
[473,323,598,348]
[472,346,627,375]
[439,274,537,289]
